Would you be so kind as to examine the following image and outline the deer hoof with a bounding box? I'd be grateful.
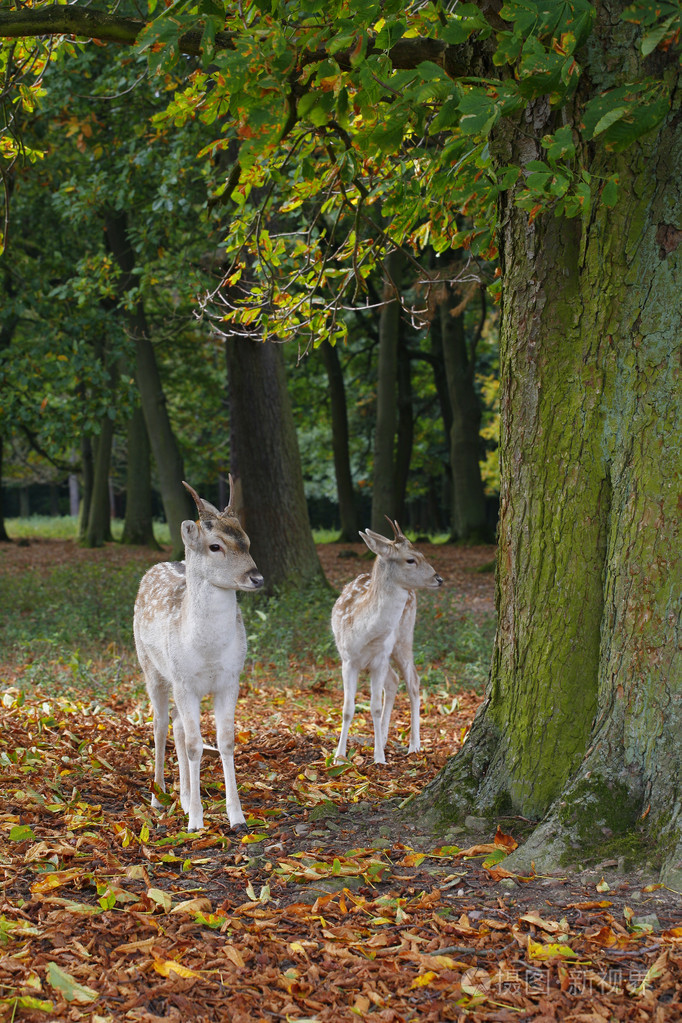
[230,822,249,835]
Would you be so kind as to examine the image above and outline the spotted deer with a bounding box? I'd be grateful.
[133,479,263,832]
[332,519,443,764]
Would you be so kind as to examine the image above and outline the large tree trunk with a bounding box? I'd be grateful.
[318,339,359,542]
[225,338,326,591]
[371,250,403,532]
[424,43,682,883]
[440,290,490,543]
[121,400,158,547]
[104,210,194,557]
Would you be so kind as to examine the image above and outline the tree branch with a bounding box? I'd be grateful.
[0,5,477,78]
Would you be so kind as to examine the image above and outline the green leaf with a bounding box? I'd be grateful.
[601,177,619,207]
[592,106,628,136]
[9,824,35,842]
[47,963,99,1004]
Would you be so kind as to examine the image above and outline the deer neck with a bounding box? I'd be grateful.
[367,559,410,619]
[183,558,238,621]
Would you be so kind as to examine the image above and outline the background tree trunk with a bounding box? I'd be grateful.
[226,338,326,591]
[121,400,158,547]
[84,424,114,547]
[78,434,94,541]
[440,290,489,543]
[371,249,403,532]
[104,210,194,557]
[423,53,682,883]
[0,437,10,542]
[319,339,359,542]
[394,331,413,524]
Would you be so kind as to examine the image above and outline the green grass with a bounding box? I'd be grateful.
[0,518,495,698]
[4,516,172,545]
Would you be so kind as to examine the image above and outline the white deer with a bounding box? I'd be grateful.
[332,519,443,764]
[133,479,263,832]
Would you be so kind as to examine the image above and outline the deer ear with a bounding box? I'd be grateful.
[181,519,201,550]
[359,529,392,556]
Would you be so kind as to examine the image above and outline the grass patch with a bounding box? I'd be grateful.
[4,516,171,545]
[0,519,495,699]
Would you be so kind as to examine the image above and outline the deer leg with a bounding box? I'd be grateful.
[214,684,246,830]
[170,707,191,814]
[394,652,421,753]
[369,660,388,764]
[381,665,399,749]
[144,669,169,810]
[173,692,204,831]
[335,660,358,762]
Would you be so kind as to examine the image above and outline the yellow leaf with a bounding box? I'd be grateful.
[171,898,212,915]
[153,959,202,979]
[411,971,437,988]
[30,868,84,894]
[528,938,579,960]
[147,888,173,912]
[289,941,307,955]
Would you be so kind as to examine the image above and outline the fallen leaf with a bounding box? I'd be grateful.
[47,962,99,1003]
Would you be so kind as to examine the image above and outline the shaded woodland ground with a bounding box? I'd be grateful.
[0,539,680,1021]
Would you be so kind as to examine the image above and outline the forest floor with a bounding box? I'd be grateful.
[0,538,680,1021]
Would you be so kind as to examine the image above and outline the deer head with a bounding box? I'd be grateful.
[358,519,443,591]
[181,479,263,591]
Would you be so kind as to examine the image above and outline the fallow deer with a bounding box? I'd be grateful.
[332,519,443,764]
[133,479,263,832]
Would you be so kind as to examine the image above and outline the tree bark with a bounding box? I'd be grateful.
[225,337,326,591]
[84,416,114,547]
[78,433,94,540]
[371,249,403,532]
[0,436,10,542]
[394,330,413,524]
[121,400,158,547]
[440,290,490,542]
[424,48,682,884]
[318,339,359,541]
[104,210,194,557]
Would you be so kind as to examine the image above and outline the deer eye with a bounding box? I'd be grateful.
[209,544,222,553]
[406,558,416,564]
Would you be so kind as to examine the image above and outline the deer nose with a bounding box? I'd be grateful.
[249,572,265,589]
[434,574,444,586]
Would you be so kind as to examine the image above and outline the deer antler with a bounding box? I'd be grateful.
[223,473,235,516]
[182,481,218,521]
[384,515,406,541]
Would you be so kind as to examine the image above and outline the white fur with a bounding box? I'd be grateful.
[134,483,263,831]
[332,523,443,764]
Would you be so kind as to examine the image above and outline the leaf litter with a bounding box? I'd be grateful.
[0,540,680,1020]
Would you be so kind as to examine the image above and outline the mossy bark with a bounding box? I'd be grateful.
[424,37,682,882]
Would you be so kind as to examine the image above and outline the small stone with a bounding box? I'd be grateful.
[497,878,517,890]
[464,816,489,831]
[294,823,311,835]
[632,913,661,932]
[349,801,372,814]
[379,826,391,839]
